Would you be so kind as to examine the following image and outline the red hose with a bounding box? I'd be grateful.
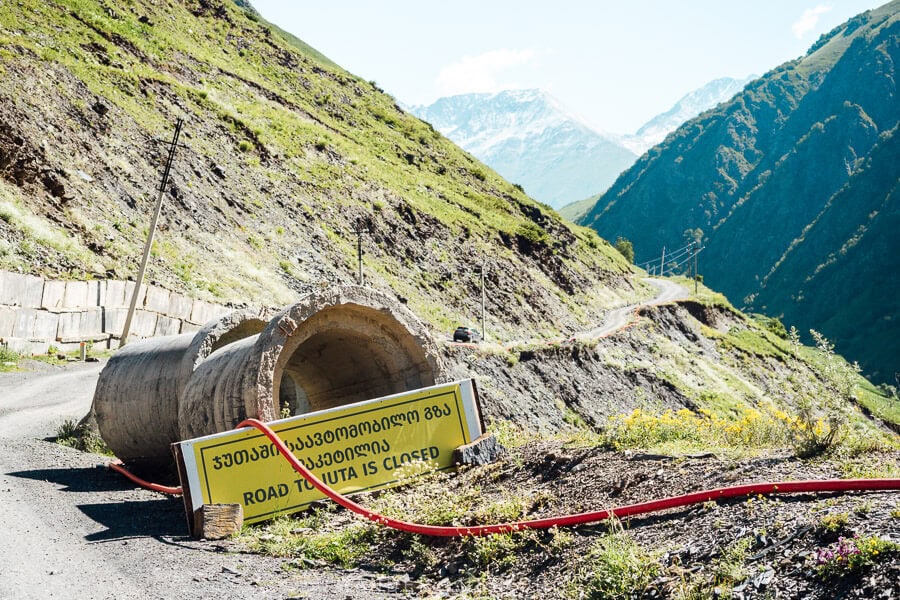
[235,418,900,537]
[108,419,900,536]
[108,459,183,495]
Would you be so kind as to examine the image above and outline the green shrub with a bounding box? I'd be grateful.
[815,535,900,578]
[818,512,849,534]
[614,236,634,263]
[0,345,19,365]
[750,314,787,339]
[571,522,659,599]
[790,398,844,459]
[515,222,549,246]
[466,530,538,571]
[56,419,112,455]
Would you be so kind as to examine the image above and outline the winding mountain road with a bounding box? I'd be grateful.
[574,278,688,341]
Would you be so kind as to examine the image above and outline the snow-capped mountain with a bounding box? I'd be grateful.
[410,89,636,209]
[620,76,755,154]
[409,80,753,209]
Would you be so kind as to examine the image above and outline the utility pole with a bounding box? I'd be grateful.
[354,221,370,285]
[480,260,488,342]
[120,118,184,348]
[689,241,695,283]
[660,246,666,277]
[694,242,700,294]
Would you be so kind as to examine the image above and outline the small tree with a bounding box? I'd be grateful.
[683,227,703,245]
[614,237,634,263]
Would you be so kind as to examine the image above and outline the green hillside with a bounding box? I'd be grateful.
[580,1,899,382]
[0,0,630,340]
[558,194,599,223]
[0,0,896,431]
[754,127,900,383]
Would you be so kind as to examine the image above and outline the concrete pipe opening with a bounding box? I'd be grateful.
[92,308,273,468]
[179,286,442,441]
[275,305,434,414]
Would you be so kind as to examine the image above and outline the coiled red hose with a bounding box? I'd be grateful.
[109,418,900,537]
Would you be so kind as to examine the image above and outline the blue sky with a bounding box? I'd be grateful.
[251,1,888,134]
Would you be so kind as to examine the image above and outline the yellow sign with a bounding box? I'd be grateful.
[175,379,483,525]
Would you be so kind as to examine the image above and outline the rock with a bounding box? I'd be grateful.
[753,569,775,589]
[453,433,504,466]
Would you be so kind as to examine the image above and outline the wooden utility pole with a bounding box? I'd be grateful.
[120,118,184,348]
[480,260,487,342]
[354,221,370,285]
[694,243,700,294]
[660,246,666,277]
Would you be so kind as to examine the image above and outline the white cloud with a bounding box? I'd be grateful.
[792,4,832,39]
[435,49,536,96]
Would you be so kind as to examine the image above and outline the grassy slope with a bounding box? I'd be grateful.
[557,194,599,223]
[0,0,631,339]
[576,3,898,381]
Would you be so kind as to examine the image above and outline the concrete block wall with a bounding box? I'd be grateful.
[0,270,232,355]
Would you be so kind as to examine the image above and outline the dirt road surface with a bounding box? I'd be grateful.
[573,277,688,341]
[0,361,393,600]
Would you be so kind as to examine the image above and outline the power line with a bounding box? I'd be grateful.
[637,241,695,270]
[659,246,705,276]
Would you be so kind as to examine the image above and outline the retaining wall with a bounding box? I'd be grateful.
[0,270,230,354]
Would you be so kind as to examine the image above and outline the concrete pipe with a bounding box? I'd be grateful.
[178,286,442,441]
[92,307,273,467]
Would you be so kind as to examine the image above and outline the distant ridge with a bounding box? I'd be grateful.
[619,76,755,155]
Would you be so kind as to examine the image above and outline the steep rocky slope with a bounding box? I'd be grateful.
[581,1,899,382]
[0,0,633,342]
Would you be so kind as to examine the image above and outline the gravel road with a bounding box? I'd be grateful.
[573,277,688,341]
[0,361,393,600]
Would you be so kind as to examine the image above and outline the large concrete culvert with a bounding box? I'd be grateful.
[92,308,274,467]
[92,286,443,468]
[178,286,442,441]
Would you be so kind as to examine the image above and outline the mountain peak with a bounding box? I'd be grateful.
[622,75,756,154]
[410,89,635,208]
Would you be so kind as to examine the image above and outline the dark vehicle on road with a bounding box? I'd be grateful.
[453,326,481,343]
